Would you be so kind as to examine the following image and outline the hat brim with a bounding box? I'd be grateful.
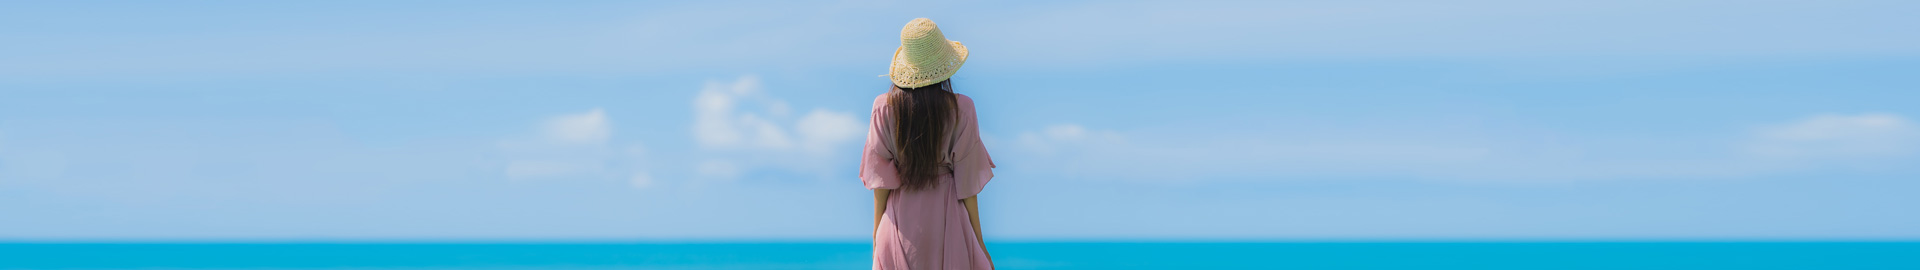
[889,40,968,88]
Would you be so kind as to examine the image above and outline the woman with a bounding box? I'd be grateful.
[861,18,996,270]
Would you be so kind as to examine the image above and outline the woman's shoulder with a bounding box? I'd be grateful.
[871,92,893,108]
[954,93,976,107]
[953,93,979,118]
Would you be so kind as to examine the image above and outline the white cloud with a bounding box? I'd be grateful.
[689,75,863,179]
[624,144,654,188]
[1009,114,1920,183]
[499,108,651,188]
[1044,124,1085,141]
[543,108,610,145]
[1019,124,1124,155]
[693,76,827,150]
[1749,113,1920,159]
[692,77,756,148]
[1014,123,1500,180]
[796,109,863,152]
[629,170,654,189]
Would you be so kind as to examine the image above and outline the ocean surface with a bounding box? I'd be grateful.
[2,242,1915,270]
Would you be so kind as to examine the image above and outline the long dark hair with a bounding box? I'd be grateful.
[889,79,957,191]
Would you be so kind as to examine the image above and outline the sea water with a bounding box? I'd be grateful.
[2,242,1914,269]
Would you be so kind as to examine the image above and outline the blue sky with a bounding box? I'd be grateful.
[1,0,1917,240]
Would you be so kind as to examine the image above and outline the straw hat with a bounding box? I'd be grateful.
[888,18,968,88]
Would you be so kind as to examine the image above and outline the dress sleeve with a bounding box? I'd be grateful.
[859,96,901,190]
[951,95,995,198]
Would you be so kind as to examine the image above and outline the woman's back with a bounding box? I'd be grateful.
[862,92,994,270]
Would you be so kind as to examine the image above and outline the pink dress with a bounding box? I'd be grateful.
[860,92,996,270]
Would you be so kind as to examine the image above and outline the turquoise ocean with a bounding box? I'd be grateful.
[3,242,1915,269]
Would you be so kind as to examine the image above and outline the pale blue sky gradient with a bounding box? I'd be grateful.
[2,0,1918,240]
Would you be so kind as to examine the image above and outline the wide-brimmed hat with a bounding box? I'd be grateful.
[888,18,968,88]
